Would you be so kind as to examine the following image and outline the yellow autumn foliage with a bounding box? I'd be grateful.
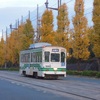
[40,9,55,45]
[92,0,100,58]
[72,0,90,60]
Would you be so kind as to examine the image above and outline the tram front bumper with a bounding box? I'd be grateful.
[42,71,66,77]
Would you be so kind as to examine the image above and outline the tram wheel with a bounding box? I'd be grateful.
[33,72,38,79]
[23,71,26,76]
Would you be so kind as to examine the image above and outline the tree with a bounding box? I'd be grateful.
[6,24,25,66]
[6,19,34,66]
[56,3,70,52]
[7,31,18,65]
[92,0,100,70]
[23,19,34,49]
[72,0,90,70]
[16,24,25,52]
[40,9,55,45]
[0,37,5,67]
[57,3,69,33]
[0,19,34,67]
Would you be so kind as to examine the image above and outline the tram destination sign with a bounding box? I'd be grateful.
[52,49,59,52]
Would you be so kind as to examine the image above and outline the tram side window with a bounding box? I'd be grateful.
[31,52,42,62]
[61,52,65,63]
[36,52,39,62]
[38,52,42,62]
[31,53,36,62]
[44,52,50,62]
[21,53,30,62]
[25,53,30,62]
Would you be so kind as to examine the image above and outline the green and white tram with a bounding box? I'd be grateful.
[19,42,66,79]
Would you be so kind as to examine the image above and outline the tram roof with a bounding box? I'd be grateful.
[29,42,52,49]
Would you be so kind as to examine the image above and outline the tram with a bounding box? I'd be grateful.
[19,42,66,79]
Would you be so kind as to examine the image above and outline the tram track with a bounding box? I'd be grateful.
[0,74,97,100]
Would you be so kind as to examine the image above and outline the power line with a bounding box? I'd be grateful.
[31,17,37,22]
[4,0,94,35]
[66,0,74,4]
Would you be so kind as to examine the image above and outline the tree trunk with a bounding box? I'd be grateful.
[77,59,81,71]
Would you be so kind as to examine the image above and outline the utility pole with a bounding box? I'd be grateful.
[6,27,8,43]
[28,10,30,20]
[10,23,18,33]
[2,30,6,68]
[10,20,19,34]
[18,19,19,27]
[45,0,62,30]
[16,20,18,29]
[36,4,41,43]
[5,27,8,69]
[45,0,62,15]
[2,30,3,39]
[21,16,23,24]
[60,0,61,6]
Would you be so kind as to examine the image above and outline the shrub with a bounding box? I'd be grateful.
[67,70,74,75]
[0,67,19,71]
[81,71,96,76]
[96,72,100,78]
[67,70,100,78]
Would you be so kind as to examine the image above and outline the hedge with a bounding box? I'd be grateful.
[67,70,100,78]
[0,67,19,71]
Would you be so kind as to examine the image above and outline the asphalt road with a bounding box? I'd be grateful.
[65,75,100,84]
[0,71,100,100]
[0,78,71,100]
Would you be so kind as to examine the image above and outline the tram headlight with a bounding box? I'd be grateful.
[54,68,57,71]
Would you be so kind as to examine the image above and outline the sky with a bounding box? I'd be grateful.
[0,0,93,39]
[0,0,46,38]
[0,0,46,8]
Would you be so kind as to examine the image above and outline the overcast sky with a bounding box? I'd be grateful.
[0,0,93,38]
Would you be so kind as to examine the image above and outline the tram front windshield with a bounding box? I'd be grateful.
[44,51,60,62]
[51,53,59,62]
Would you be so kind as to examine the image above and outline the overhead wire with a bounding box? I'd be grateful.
[5,0,93,35]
